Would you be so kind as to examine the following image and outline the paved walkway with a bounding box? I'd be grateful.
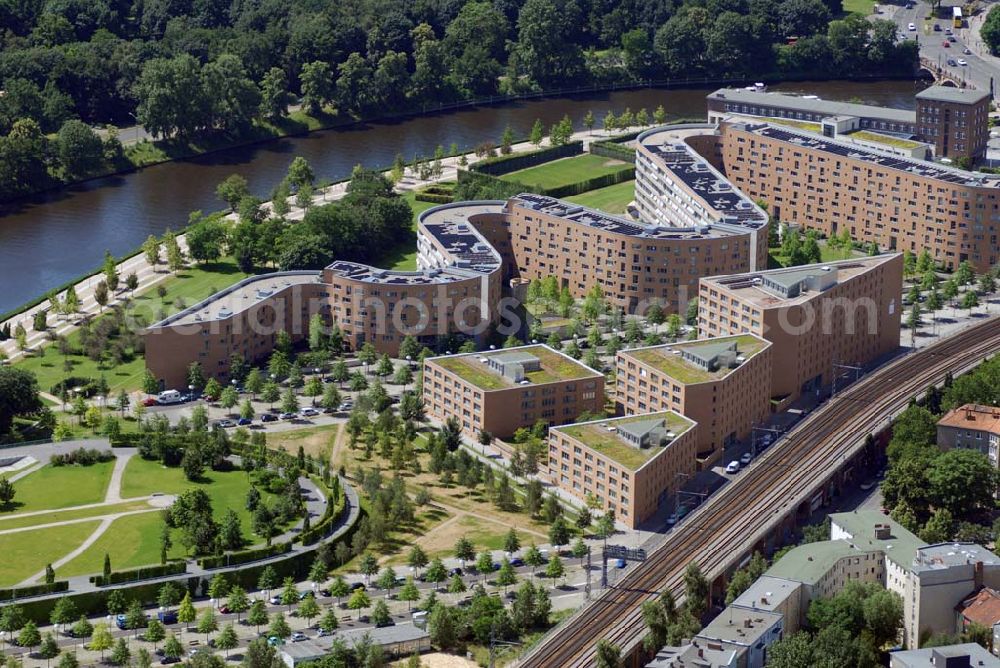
[104,450,133,503]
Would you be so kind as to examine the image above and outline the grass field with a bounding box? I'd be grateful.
[8,462,114,513]
[769,242,859,268]
[120,457,276,532]
[56,511,184,578]
[15,258,250,393]
[415,514,525,561]
[843,0,872,14]
[267,424,340,460]
[565,180,635,214]
[504,154,631,190]
[0,521,102,585]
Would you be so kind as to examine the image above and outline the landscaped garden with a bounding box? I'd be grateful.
[503,154,632,190]
[565,179,635,214]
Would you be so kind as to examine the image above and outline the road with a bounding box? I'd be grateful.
[882,2,994,93]
[518,315,1000,666]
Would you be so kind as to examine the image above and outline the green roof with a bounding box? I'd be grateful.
[431,344,599,391]
[623,334,768,384]
[847,130,923,150]
[829,511,926,569]
[552,411,694,470]
[765,540,866,585]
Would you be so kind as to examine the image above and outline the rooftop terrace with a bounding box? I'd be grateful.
[637,127,770,230]
[149,271,323,328]
[703,255,900,308]
[552,411,695,470]
[742,122,1000,188]
[429,344,600,391]
[622,334,769,384]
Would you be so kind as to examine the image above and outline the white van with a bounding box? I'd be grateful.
[157,389,183,405]
[412,611,428,629]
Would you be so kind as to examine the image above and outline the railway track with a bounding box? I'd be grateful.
[519,316,1000,667]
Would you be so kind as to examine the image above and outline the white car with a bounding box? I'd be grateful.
[957,58,968,66]
[740,452,753,465]
[907,22,916,31]
[300,407,319,417]
[725,460,741,474]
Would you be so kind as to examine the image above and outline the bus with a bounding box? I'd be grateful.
[953,6,963,28]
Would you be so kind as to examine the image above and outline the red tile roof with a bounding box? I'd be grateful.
[959,587,1000,627]
[938,404,1000,437]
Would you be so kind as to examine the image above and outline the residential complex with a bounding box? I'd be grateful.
[421,344,604,439]
[615,334,771,466]
[937,403,1000,467]
[547,411,697,528]
[706,85,990,160]
[697,255,903,404]
[889,643,1000,668]
[958,587,1000,656]
[713,120,1000,271]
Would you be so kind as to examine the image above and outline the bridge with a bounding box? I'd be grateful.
[517,316,1000,667]
[919,56,968,87]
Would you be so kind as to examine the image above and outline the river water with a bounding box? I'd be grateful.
[0,79,927,314]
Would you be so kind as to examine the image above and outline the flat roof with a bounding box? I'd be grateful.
[739,122,1000,188]
[702,255,900,308]
[731,575,803,615]
[428,344,601,391]
[637,126,769,231]
[764,540,870,585]
[620,334,769,384]
[937,403,1000,436]
[149,271,323,328]
[889,643,1000,668]
[697,606,784,646]
[916,86,991,105]
[913,542,1000,572]
[551,411,695,471]
[708,88,916,124]
[831,510,926,570]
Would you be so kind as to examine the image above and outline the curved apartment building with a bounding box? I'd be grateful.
[144,129,774,390]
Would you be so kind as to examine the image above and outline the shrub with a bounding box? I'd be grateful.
[50,448,115,467]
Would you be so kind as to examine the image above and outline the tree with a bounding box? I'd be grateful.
[215,624,238,657]
[142,235,161,269]
[162,634,183,662]
[549,516,570,548]
[71,615,93,640]
[300,61,333,114]
[177,592,196,629]
[429,605,459,650]
[216,174,250,212]
[595,639,623,668]
[921,507,955,544]
[447,573,466,594]
[545,554,565,585]
[425,559,447,589]
[962,290,980,313]
[371,599,392,627]
[247,600,268,634]
[88,624,113,659]
[110,637,130,667]
[126,599,147,637]
[928,449,998,519]
[267,612,291,640]
[455,536,476,564]
[297,593,320,626]
[503,528,521,555]
[39,634,61,668]
[347,589,371,619]
[524,543,545,578]
[144,619,165,648]
[684,562,709,619]
[529,119,544,146]
[56,120,103,177]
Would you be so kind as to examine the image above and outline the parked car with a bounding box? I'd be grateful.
[933,23,941,31]
[316,629,332,637]
[375,618,395,628]
[236,417,252,426]
[942,40,950,47]
[615,558,627,569]
[725,460,741,474]
[510,558,525,567]
[300,407,319,417]
[279,412,297,420]
[740,452,753,466]
[907,22,915,30]
[338,402,353,411]
[948,35,956,42]
[964,47,972,54]
[291,632,307,642]
[160,657,180,665]
[958,58,968,65]
[350,582,366,591]
[268,595,281,605]
[158,611,178,624]
[260,413,278,423]
[448,567,463,577]
[319,588,332,597]
[215,419,235,428]
[266,637,283,647]
[947,58,958,66]
[142,397,159,407]
[666,511,680,526]
[218,605,231,614]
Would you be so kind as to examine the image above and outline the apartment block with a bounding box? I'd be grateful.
[707,85,989,160]
[698,255,902,404]
[616,334,771,467]
[937,404,1000,468]
[715,121,1000,271]
[421,344,603,439]
[890,643,1000,668]
[547,411,697,528]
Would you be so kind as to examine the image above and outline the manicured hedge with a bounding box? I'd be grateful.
[197,541,292,569]
[590,140,636,163]
[544,167,635,198]
[470,141,583,176]
[90,562,187,586]
[414,192,453,204]
[0,581,68,601]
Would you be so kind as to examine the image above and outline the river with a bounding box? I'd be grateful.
[0,79,928,314]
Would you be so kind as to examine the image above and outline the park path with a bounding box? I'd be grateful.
[428,498,549,540]
[104,451,134,503]
[6,461,42,483]
[329,424,350,470]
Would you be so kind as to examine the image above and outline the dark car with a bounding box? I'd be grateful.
[319,589,332,597]
[158,610,178,624]
[236,417,252,426]
[375,619,395,628]
[448,567,463,577]
[160,657,181,665]
[350,582,366,591]
[510,558,525,567]
[261,413,278,423]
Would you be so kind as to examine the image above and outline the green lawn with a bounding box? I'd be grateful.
[565,180,635,214]
[8,462,114,513]
[843,0,873,14]
[769,242,859,268]
[120,457,275,532]
[503,154,632,190]
[55,511,183,579]
[0,521,102,586]
[15,258,250,394]
[0,500,149,531]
